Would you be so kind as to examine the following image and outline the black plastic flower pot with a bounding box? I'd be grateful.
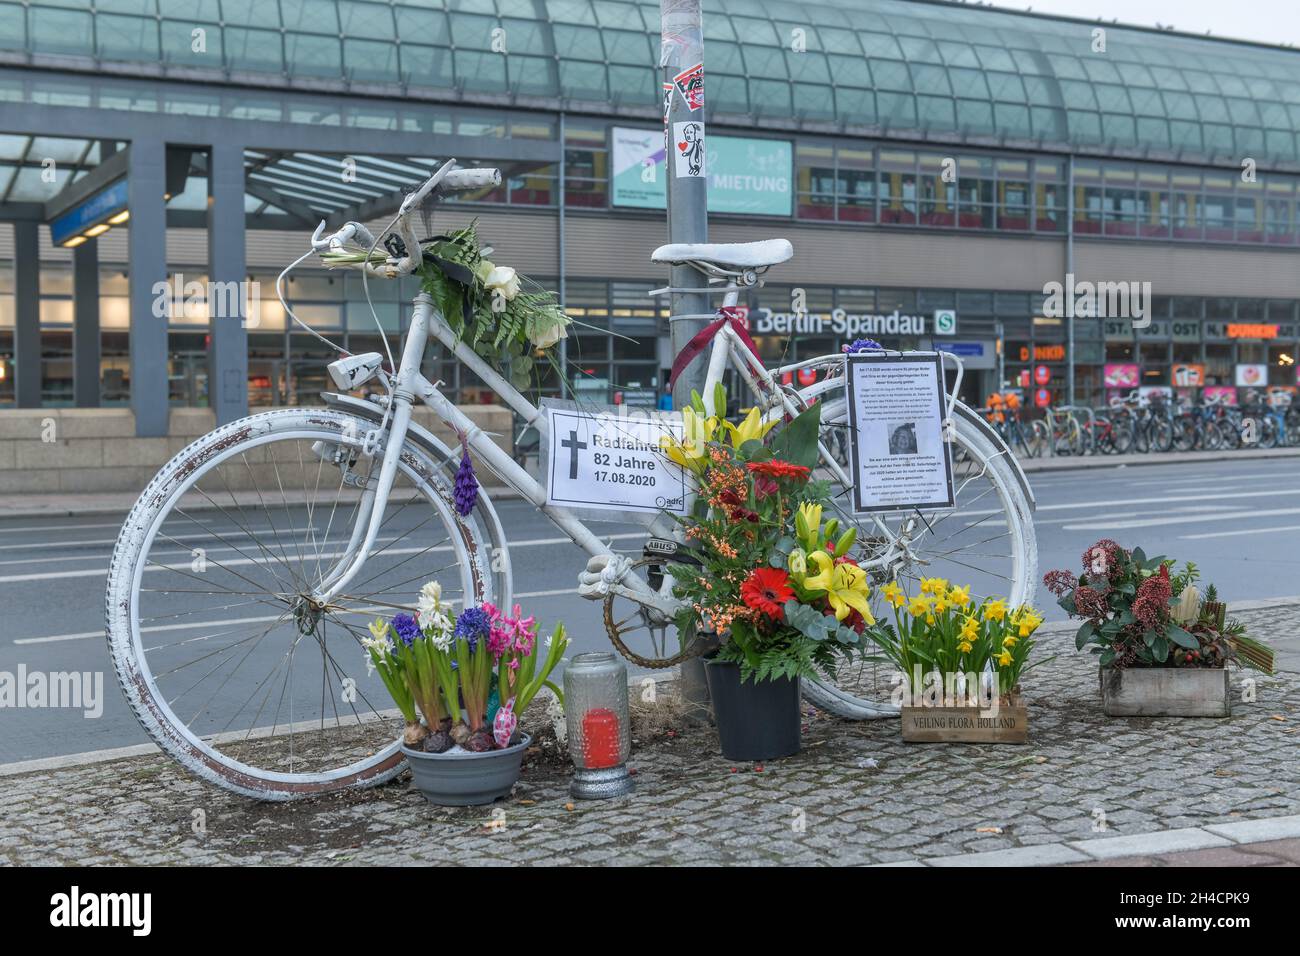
[703,658,801,761]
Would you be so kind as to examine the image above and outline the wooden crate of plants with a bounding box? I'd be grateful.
[862,579,1045,746]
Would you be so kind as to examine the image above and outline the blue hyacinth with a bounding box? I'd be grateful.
[843,338,884,353]
[453,450,479,516]
[454,607,492,651]
[391,613,421,647]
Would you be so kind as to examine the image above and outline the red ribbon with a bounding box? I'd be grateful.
[667,307,765,393]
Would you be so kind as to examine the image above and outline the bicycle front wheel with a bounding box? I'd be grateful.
[799,390,1038,719]
[105,408,504,800]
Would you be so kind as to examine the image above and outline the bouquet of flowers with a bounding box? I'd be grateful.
[863,577,1046,705]
[363,580,570,752]
[664,389,867,682]
[1045,540,1273,672]
[321,220,570,390]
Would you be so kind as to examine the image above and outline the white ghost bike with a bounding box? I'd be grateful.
[104,159,1036,799]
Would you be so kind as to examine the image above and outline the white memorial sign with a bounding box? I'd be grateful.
[845,354,956,513]
[542,400,688,517]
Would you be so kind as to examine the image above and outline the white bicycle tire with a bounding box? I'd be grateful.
[788,387,1038,720]
[105,408,505,800]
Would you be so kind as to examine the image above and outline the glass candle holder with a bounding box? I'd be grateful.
[563,652,634,799]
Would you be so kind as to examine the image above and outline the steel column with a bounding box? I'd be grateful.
[72,237,100,407]
[128,138,169,437]
[13,220,40,408]
[208,140,248,424]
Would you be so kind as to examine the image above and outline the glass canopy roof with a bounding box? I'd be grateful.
[1,0,1298,165]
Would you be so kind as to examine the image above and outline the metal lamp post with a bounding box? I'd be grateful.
[660,0,713,726]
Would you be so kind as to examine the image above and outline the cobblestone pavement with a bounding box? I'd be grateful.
[3,605,1298,866]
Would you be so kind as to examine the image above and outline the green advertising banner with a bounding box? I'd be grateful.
[611,126,793,216]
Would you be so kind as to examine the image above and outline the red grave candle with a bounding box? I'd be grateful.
[581,708,621,769]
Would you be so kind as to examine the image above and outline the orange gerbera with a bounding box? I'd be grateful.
[746,460,811,481]
[740,567,794,620]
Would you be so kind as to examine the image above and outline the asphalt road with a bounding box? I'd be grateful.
[1,455,1297,765]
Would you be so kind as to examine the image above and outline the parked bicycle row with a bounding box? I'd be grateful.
[984,389,1300,457]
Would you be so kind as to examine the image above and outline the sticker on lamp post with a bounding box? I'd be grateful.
[673,121,706,178]
[541,400,689,517]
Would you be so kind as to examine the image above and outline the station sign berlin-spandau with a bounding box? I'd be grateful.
[750,307,930,338]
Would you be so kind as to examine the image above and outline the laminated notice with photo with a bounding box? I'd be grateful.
[845,353,956,513]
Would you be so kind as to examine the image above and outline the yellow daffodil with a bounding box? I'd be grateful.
[959,615,979,642]
[1014,608,1043,637]
[957,640,973,653]
[1003,635,1019,648]
[997,650,1014,667]
[907,595,930,618]
[919,576,948,595]
[723,406,778,447]
[803,551,874,622]
[983,598,1008,622]
[660,406,717,474]
[931,594,949,614]
[947,584,972,608]
[881,581,905,608]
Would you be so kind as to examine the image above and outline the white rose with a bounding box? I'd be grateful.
[530,319,568,349]
[484,266,520,301]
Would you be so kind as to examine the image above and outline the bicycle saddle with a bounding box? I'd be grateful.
[651,238,793,269]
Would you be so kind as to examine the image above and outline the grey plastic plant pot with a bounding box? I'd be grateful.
[399,732,532,806]
[703,659,801,761]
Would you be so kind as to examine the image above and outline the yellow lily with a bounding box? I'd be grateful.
[881,581,905,608]
[795,502,823,548]
[660,406,717,474]
[723,406,778,447]
[803,551,875,623]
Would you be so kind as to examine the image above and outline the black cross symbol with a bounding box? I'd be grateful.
[561,429,587,480]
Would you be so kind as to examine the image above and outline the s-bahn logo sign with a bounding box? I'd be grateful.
[751,307,928,337]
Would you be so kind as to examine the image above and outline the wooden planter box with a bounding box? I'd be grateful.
[1099,666,1230,717]
[900,697,1028,744]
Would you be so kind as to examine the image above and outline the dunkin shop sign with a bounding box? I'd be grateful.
[751,307,928,337]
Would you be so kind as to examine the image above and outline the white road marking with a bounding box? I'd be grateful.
[14,586,601,645]
[1181,523,1300,540]
[0,532,644,585]
[1063,506,1300,532]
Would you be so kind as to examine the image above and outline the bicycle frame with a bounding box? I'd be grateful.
[309,284,968,618]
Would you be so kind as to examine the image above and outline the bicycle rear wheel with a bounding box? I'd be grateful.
[798,389,1038,719]
[105,408,504,799]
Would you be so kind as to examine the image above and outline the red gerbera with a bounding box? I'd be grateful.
[740,567,794,620]
[746,460,811,482]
